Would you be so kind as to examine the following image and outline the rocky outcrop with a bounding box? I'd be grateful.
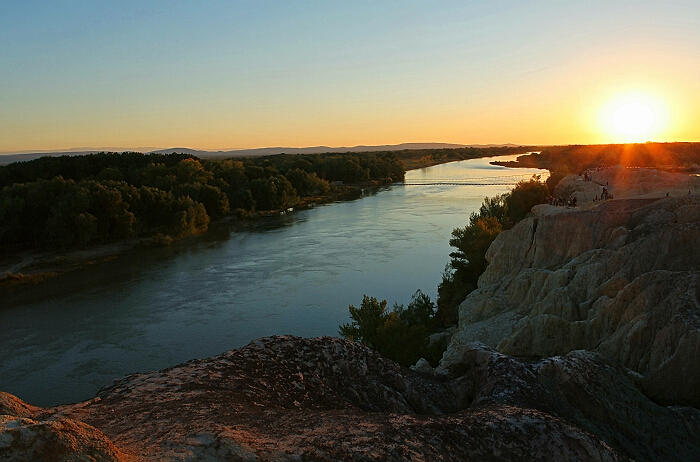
[0,393,126,462]
[553,167,700,203]
[441,196,700,407]
[2,336,699,461]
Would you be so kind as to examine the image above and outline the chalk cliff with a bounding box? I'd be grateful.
[440,196,700,408]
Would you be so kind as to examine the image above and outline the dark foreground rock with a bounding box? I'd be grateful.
[0,392,127,462]
[2,336,699,461]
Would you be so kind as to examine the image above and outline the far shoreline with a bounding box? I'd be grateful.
[0,157,452,292]
[0,150,537,293]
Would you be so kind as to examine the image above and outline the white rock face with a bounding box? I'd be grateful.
[440,196,700,407]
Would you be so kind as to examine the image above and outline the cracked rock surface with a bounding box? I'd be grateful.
[2,336,699,461]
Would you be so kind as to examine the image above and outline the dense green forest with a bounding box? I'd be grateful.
[340,176,550,366]
[505,142,700,173]
[0,151,404,252]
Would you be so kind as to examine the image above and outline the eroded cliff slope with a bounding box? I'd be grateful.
[440,196,700,408]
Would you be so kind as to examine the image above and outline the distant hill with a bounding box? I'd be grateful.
[0,147,157,166]
[0,143,522,166]
[147,143,522,158]
[0,151,102,166]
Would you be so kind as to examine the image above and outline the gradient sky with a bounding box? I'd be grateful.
[1,1,698,153]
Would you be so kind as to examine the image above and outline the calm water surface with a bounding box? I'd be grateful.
[0,155,546,406]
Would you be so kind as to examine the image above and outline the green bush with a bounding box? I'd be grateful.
[338,295,388,350]
[339,290,446,367]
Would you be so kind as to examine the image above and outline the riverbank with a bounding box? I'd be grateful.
[0,156,465,291]
[0,241,143,290]
[0,147,543,291]
[0,181,394,291]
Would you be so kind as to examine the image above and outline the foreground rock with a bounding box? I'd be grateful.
[0,392,126,462]
[441,195,700,408]
[2,336,699,461]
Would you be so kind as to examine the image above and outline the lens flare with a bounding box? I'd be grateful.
[599,91,669,143]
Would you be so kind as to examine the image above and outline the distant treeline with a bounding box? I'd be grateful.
[0,151,404,252]
[510,142,700,173]
[392,145,539,169]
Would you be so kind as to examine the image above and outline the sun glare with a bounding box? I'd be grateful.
[599,91,669,143]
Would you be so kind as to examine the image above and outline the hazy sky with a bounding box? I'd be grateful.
[1,1,698,152]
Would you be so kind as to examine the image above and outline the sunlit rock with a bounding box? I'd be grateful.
[0,400,124,462]
[442,196,700,407]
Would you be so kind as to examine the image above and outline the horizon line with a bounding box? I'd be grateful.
[2,140,699,157]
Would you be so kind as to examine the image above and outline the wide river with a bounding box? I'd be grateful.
[0,155,546,406]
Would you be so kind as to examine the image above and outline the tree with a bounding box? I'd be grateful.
[436,216,503,326]
[339,291,444,367]
[141,163,177,191]
[375,313,428,367]
[73,212,97,248]
[505,177,549,223]
[285,168,330,196]
[172,196,210,237]
[0,192,24,249]
[81,180,136,242]
[476,194,508,226]
[137,186,174,233]
[250,175,298,210]
[395,289,436,328]
[173,183,230,220]
[448,216,503,281]
[174,158,212,185]
[338,295,388,349]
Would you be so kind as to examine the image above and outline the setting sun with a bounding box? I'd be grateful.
[599,91,670,143]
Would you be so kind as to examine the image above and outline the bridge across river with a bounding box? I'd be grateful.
[400,173,544,186]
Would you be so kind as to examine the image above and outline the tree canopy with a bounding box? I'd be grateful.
[339,290,445,367]
[0,150,406,252]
